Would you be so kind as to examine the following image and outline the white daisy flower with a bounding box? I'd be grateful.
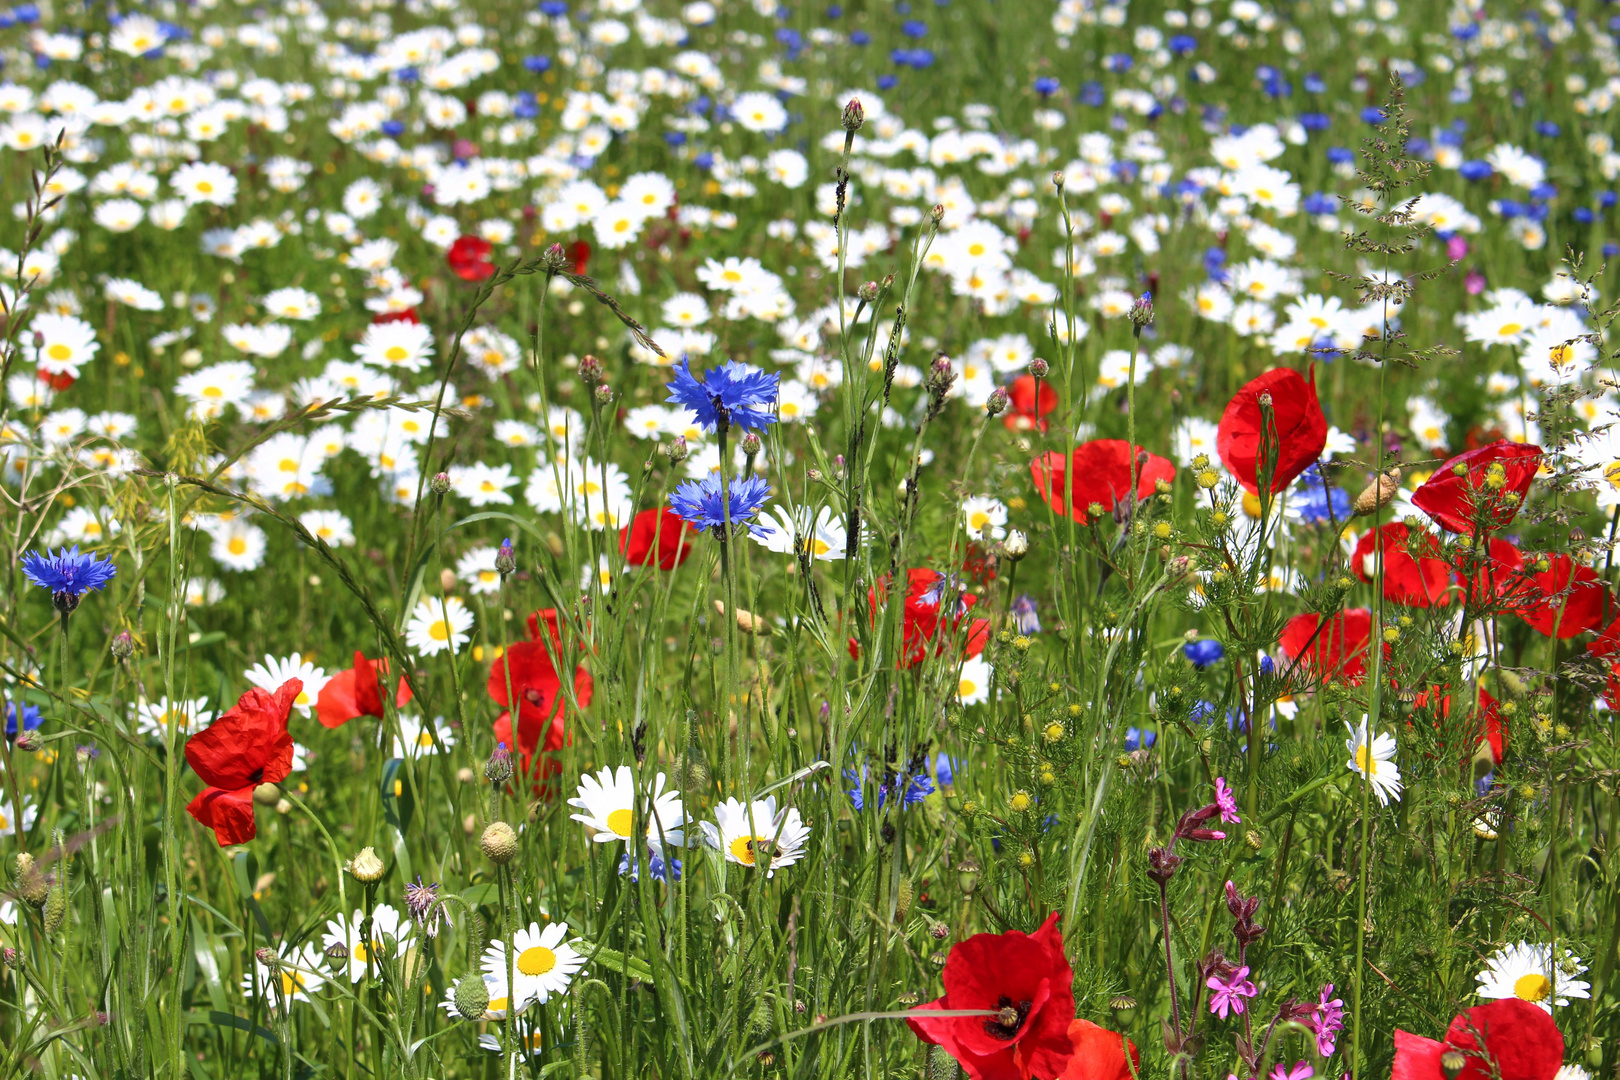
[1476,941,1590,1012]
[393,714,456,759]
[242,654,329,717]
[404,596,474,656]
[568,766,686,850]
[1344,718,1402,806]
[700,795,810,877]
[481,922,584,1009]
[321,905,411,983]
[242,941,325,1011]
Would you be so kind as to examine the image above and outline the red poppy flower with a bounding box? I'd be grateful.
[1279,609,1372,684]
[1030,440,1176,524]
[315,651,414,729]
[907,912,1076,1080]
[1392,999,1562,1080]
[36,368,76,391]
[1411,441,1542,535]
[184,680,301,846]
[1352,522,1452,607]
[1216,367,1328,495]
[488,610,594,785]
[1457,539,1537,614]
[619,507,693,570]
[1409,684,1506,765]
[1585,613,1620,708]
[1005,375,1057,433]
[1059,1019,1139,1080]
[851,569,991,668]
[1515,553,1609,638]
[571,239,592,276]
[447,235,495,282]
[372,308,420,325]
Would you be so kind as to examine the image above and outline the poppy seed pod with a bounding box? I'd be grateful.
[480,821,519,864]
[348,846,386,883]
[453,972,489,1020]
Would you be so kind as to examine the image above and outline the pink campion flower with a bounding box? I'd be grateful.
[1206,965,1258,1019]
[1310,984,1346,1056]
[1213,777,1241,825]
[1270,1062,1314,1080]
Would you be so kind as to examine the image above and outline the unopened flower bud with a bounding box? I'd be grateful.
[485,741,513,784]
[930,203,945,224]
[578,354,605,385]
[110,630,135,660]
[324,941,349,964]
[255,947,279,968]
[43,877,68,935]
[1003,530,1029,561]
[955,856,981,895]
[593,384,613,406]
[1029,357,1049,379]
[841,97,864,132]
[858,280,879,302]
[481,821,519,864]
[1258,391,1273,409]
[13,854,48,906]
[254,782,280,806]
[666,435,689,464]
[1441,1052,1467,1080]
[1129,291,1155,327]
[740,432,762,456]
[348,846,386,883]
[1052,170,1066,189]
[495,538,517,576]
[430,472,452,495]
[14,730,41,753]
[541,242,568,272]
[985,387,1010,417]
[453,972,490,1019]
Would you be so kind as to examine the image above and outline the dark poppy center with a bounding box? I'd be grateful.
[522,688,546,708]
[983,995,1032,1041]
[249,767,265,784]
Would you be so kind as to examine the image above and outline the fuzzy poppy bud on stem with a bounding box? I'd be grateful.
[481,821,519,864]
[453,972,490,1020]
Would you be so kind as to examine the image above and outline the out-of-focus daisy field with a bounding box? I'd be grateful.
[2,0,1620,1077]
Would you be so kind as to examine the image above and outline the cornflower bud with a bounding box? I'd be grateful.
[740,432,762,457]
[255,946,279,969]
[578,354,604,385]
[429,472,452,495]
[666,435,689,464]
[1052,170,1065,189]
[14,730,41,753]
[485,741,513,784]
[110,630,135,660]
[930,203,945,224]
[541,242,568,272]
[592,383,613,406]
[495,538,517,576]
[858,280,879,302]
[841,97,864,132]
[985,387,1010,417]
[1029,357,1049,379]
[1129,291,1154,328]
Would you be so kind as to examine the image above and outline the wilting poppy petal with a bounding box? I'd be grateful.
[1216,366,1328,495]
[1411,441,1541,534]
[1353,522,1452,607]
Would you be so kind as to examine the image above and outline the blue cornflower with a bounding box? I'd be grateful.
[849,28,870,44]
[1183,638,1225,669]
[1291,464,1352,525]
[1459,159,1493,181]
[1303,72,1326,93]
[1033,75,1061,97]
[900,18,927,36]
[1606,243,1620,258]
[1011,594,1041,635]
[1359,105,1386,125]
[845,765,934,811]
[1326,146,1355,165]
[1302,191,1336,216]
[1299,112,1331,132]
[1078,81,1106,107]
[877,73,899,90]
[21,545,117,613]
[1124,727,1157,751]
[523,54,551,72]
[933,753,961,791]
[5,700,41,740]
[619,846,682,883]
[665,359,779,434]
[538,0,568,15]
[1168,33,1197,54]
[669,473,771,536]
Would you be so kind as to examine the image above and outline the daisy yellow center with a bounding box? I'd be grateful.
[781,402,799,416]
[385,345,409,362]
[517,945,557,977]
[84,522,102,536]
[958,677,978,698]
[279,971,306,996]
[352,941,371,963]
[1549,344,1572,365]
[429,620,451,641]
[805,538,830,556]
[202,385,225,398]
[0,812,8,830]
[1498,323,1522,337]
[417,731,435,748]
[196,180,214,193]
[479,570,498,584]
[1241,492,1263,519]
[488,995,509,1013]
[1354,746,1377,775]
[1255,187,1273,201]
[728,835,761,865]
[1514,973,1551,1002]
[722,269,742,282]
[295,690,310,706]
[47,343,71,361]
[606,808,634,837]
[967,242,985,257]
[279,458,298,472]
[613,219,630,233]
[969,511,991,531]
[228,537,248,555]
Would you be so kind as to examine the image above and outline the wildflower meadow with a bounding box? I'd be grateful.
[2,0,1620,1077]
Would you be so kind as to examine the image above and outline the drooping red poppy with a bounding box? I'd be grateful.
[1005,375,1057,433]
[488,610,593,786]
[315,651,414,729]
[907,912,1076,1080]
[1410,441,1542,535]
[1515,553,1609,638]
[1030,440,1176,524]
[1352,522,1452,607]
[1392,999,1563,1080]
[447,235,496,282]
[1059,1019,1139,1080]
[619,507,693,570]
[851,569,991,669]
[1278,609,1373,685]
[184,680,301,846]
[1216,366,1328,495]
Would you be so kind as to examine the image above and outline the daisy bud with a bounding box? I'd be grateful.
[348,846,386,883]
[495,538,517,576]
[453,972,489,1020]
[858,280,879,302]
[1029,357,1049,379]
[841,97,864,132]
[985,387,1010,417]
[541,242,568,272]
[1257,390,1273,409]
[480,821,519,864]
[110,630,135,660]
[1002,529,1029,561]
[666,435,689,464]
[430,472,452,495]
[485,741,513,783]
[578,353,605,385]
